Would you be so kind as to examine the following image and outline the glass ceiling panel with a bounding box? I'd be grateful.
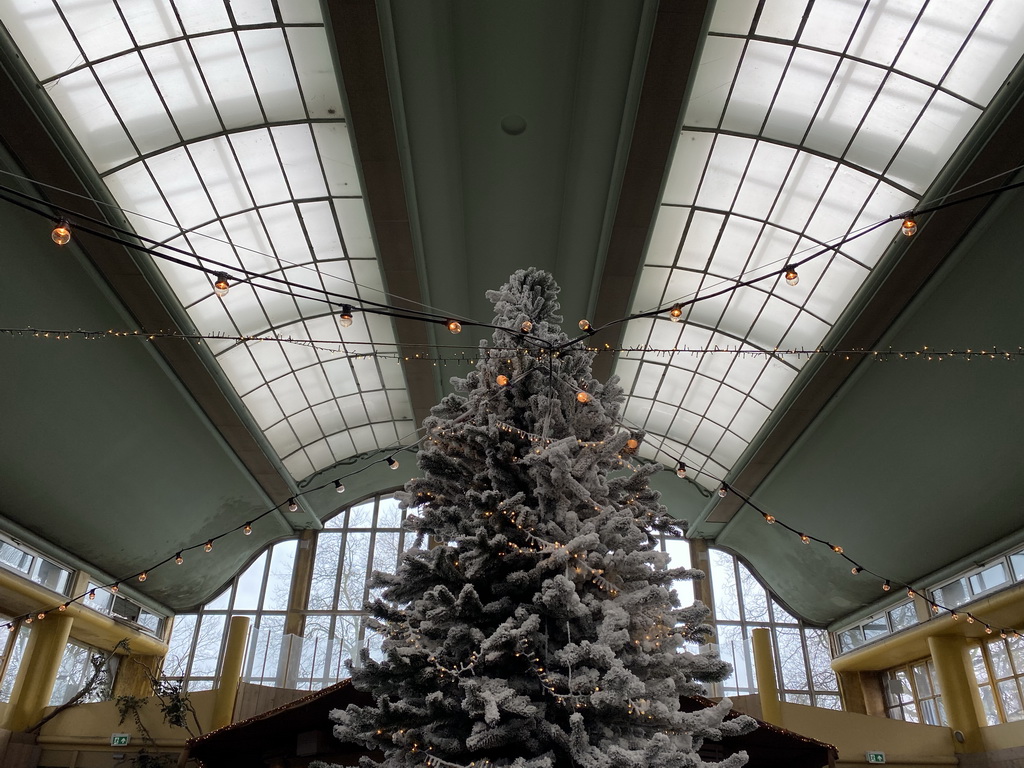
[0,0,414,480]
[620,0,1024,489]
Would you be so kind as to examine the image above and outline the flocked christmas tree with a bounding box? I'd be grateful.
[333,269,755,768]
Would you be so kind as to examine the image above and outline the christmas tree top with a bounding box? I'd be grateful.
[332,268,754,768]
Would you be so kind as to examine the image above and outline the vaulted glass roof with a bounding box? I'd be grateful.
[617,0,1024,487]
[1,0,414,480]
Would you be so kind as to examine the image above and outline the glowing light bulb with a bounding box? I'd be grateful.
[718,486,728,498]
[37,612,45,620]
[901,217,917,236]
[204,540,213,553]
[88,589,96,600]
[111,584,119,593]
[288,498,298,512]
[831,544,843,554]
[784,266,799,286]
[952,611,959,621]
[907,588,915,598]
[338,305,354,328]
[386,456,400,470]
[800,534,810,544]
[966,614,975,624]
[51,220,71,245]
[243,522,253,535]
[669,304,683,322]
[625,438,639,451]
[446,319,462,334]
[882,580,891,592]
[675,462,687,479]
[59,603,68,612]
[25,617,32,624]
[521,320,533,333]
[138,571,147,582]
[334,479,345,493]
[578,319,592,332]
[851,566,862,575]
[765,515,776,524]
[213,273,230,298]
[175,553,184,565]
[496,375,509,386]
[576,391,590,403]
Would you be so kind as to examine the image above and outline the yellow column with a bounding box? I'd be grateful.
[751,627,782,726]
[689,538,715,612]
[211,615,251,729]
[928,635,984,753]
[2,615,74,732]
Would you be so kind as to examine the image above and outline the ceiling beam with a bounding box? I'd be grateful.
[590,0,710,382]
[327,0,439,429]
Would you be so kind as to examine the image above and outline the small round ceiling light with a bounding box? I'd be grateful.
[51,219,71,246]
[213,273,231,298]
[338,305,354,328]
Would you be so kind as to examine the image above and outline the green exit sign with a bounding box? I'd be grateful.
[110,734,131,747]
[865,752,885,764]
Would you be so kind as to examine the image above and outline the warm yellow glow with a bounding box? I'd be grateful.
[625,438,639,450]
[576,391,590,403]
[496,375,509,386]
[784,267,799,286]
[204,540,213,552]
[213,273,230,297]
[243,523,253,535]
[447,319,462,334]
[902,217,918,236]
[338,305,354,328]
[669,304,683,322]
[578,319,591,332]
[138,571,147,582]
[51,222,71,245]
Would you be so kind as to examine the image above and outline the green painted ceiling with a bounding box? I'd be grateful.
[0,0,1022,626]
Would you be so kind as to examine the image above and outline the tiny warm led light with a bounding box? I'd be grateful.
[966,614,975,624]
[521,320,533,333]
[496,375,509,386]
[334,479,345,494]
[576,391,590,403]
[784,266,799,286]
[88,589,96,600]
[111,583,119,593]
[51,219,71,245]
[901,217,917,236]
[882,580,891,592]
[213,272,230,298]
[243,522,253,535]
[138,571,148,582]
[25,617,32,624]
[668,304,683,322]
[625,438,639,451]
[765,515,776,524]
[986,625,993,634]
[446,319,462,334]
[387,456,400,470]
[175,552,184,565]
[907,588,915,598]
[59,603,68,612]
[204,540,213,553]
[578,319,592,332]
[675,462,686,479]
[37,612,45,620]
[951,611,959,621]
[288,498,298,512]
[338,305,354,328]
[851,566,862,575]
[800,534,810,544]
[831,544,843,554]
[718,486,728,498]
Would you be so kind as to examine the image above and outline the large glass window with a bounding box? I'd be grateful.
[49,639,118,706]
[164,493,413,691]
[0,620,29,702]
[883,659,945,726]
[709,549,840,709]
[969,635,1024,725]
[0,536,72,594]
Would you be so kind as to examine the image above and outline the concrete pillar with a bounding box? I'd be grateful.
[838,670,886,717]
[211,615,251,729]
[284,530,316,638]
[751,627,782,726]
[2,615,74,732]
[928,635,985,753]
[688,538,715,612]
